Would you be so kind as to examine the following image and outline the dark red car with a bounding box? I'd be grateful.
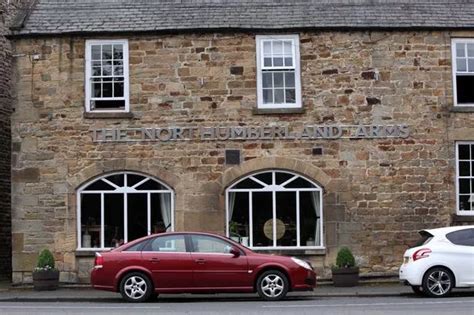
[91,232,316,302]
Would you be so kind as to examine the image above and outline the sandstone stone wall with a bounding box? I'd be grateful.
[11,31,474,283]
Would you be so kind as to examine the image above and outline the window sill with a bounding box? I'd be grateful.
[84,112,134,119]
[252,248,326,256]
[252,108,305,115]
[451,214,474,224]
[75,250,99,257]
[450,107,474,113]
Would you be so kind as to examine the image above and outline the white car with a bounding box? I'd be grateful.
[399,225,474,297]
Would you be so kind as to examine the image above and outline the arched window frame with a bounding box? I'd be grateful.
[76,171,174,250]
[226,170,324,250]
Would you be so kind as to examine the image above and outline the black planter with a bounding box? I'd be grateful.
[32,269,59,291]
[331,267,359,287]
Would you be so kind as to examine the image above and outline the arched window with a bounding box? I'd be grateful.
[77,172,174,250]
[226,170,323,249]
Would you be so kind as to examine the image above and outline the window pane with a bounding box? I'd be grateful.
[264,57,272,67]
[285,89,296,103]
[285,177,316,188]
[285,72,295,87]
[273,41,283,54]
[114,82,124,97]
[262,73,273,88]
[459,195,471,211]
[284,41,292,55]
[228,192,249,246]
[151,193,172,233]
[276,192,297,246]
[459,144,471,160]
[263,41,271,55]
[234,177,264,189]
[274,89,284,103]
[274,72,284,87]
[459,179,470,193]
[127,193,148,242]
[252,192,273,247]
[300,191,320,246]
[457,43,466,57]
[146,235,186,252]
[92,67,101,76]
[253,172,272,185]
[456,75,474,103]
[263,89,273,104]
[276,172,294,185]
[472,162,474,176]
[113,44,123,59]
[84,179,115,191]
[102,45,112,60]
[81,194,101,248]
[103,83,113,97]
[91,45,101,60]
[273,57,283,67]
[284,57,293,67]
[192,235,233,253]
[468,44,474,57]
[460,161,470,176]
[104,193,124,248]
[127,174,146,187]
[457,58,467,72]
[92,83,102,97]
[105,174,124,187]
[94,100,125,109]
[102,65,112,76]
[135,179,166,190]
[114,66,123,75]
[469,59,474,72]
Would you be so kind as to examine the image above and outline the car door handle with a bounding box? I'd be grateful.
[148,258,160,263]
[195,258,206,264]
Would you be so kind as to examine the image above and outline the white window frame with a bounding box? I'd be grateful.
[76,171,174,250]
[456,141,474,215]
[226,170,324,250]
[451,38,474,107]
[256,35,302,109]
[85,39,130,112]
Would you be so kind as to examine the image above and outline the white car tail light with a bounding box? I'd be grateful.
[412,248,431,261]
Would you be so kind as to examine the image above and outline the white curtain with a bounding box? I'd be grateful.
[160,193,172,232]
[310,191,321,246]
[228,192,236,235]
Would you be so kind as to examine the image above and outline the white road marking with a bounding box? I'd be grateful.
[262,300,474,308]
[0,305,161,309]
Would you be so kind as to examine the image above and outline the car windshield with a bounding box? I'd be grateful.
[412,230,433,247]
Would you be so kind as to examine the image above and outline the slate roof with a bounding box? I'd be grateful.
[10,0,474,36]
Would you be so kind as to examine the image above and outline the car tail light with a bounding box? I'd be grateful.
[94,253,104,269]
[412,248,431,261]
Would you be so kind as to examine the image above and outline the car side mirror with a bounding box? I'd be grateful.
[229,247,240,257]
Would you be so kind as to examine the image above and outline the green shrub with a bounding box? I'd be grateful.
[36,249,55,270]
[335,247,355,268]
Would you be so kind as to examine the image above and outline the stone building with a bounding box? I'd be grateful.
[7,0,474,283]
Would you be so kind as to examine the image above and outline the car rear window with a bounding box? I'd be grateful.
[412,231,433,247]
[446,228,474,246]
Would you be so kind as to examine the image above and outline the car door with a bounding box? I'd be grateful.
[445,228,474,285]
[189,234,251,289]
[140,234,194,290]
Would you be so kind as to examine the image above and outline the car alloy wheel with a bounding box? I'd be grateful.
[422,267,454,298]
[120,272,153,302]
[257,270,289,301]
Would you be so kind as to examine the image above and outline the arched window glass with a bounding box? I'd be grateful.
[77,172,174,249]
[226,170,323,249]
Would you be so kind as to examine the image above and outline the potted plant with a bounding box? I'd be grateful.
[32,249,59,291]
[229,221,240,242]
[331,247,359,287]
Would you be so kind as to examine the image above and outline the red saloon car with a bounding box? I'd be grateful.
[91,232,316,302]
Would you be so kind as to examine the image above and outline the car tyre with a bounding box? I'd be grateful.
[119,272,153,303]
[256,270,289,301]
[422,267,454,298]
[411,285,425,296]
